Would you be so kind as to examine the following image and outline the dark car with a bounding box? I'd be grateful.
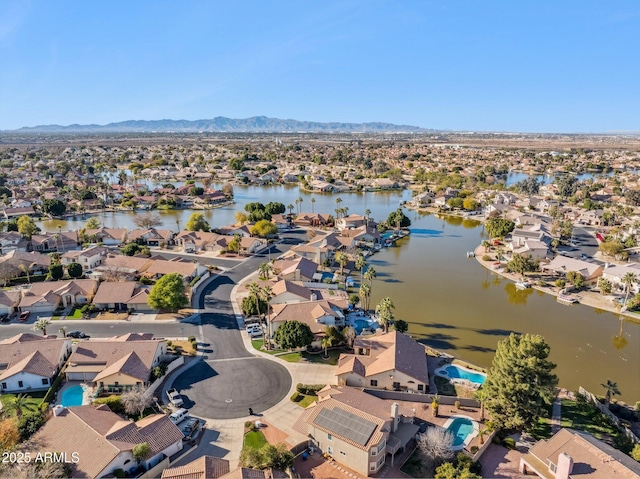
[0,314,9,323]
[183,418,201,441]
[19,311,30,321]
[67,331,90,339]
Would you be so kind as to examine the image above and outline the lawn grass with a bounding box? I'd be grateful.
[244,430,268,450]
[0,392,45,417]
[298,394,318,408]
[560,399,617,440]
[67,308,83,319]
[169,340,197,356]
[301,349,341,365]
[251,339,285,355]
[278,352,301,362]
[530,417,553,440]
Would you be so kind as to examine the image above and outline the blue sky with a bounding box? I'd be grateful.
[1,1,639,132]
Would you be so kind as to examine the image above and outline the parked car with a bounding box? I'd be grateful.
[67,331,90,339]
[18,311,30,321]
[0,314,9,323]
[166,388,184,407]
[183,418,201,441]
[245,324,262,338]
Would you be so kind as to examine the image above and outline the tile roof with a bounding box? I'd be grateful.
[161,456,231,479]
[270,300,344,335]
[337,331,429,384]
[270,279,312,301]
[92,281,138,304]
[93,351,150,383]
[0,335,69,381]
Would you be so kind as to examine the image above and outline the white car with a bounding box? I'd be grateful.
[245,324,263,338]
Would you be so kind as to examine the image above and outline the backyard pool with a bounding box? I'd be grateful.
[444,416,478,449]
[436,364,486,385]
[60,385,86,407]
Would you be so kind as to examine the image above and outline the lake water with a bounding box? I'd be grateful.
[38,185,639,401]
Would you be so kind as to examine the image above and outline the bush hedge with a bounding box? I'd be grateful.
[94,395,125,414]
[296,383,325,395]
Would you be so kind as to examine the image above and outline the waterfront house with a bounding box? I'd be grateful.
[174,230,225,253]
[127,228,174,247]
[84,227,128,246]
[411,191,436,207]
[269,279,313,305]
[291,232,345,264]
[0,333,72,393]
[269,299,347,338]
[292,386,418,477]
[0,231,27,254]
[293,212,332,227]
[65,336,166,389]
[541,256,604,282]
[336,331,429,393]
[601,263,640,294]
[519,428,640,479]
[273,255,319,282]
[336,214,368,231]
[31,231,79,253]
[28,405,184,479]
[0,249,51,274]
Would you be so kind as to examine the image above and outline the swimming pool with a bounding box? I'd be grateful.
[437,364,486,385]
[60,385,86,407]
[444,416,478,450]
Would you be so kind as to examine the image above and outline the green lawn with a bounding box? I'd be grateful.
[301,349,341,365]
[66,308,84,319]
[277,352,301,362]
[0,392,45,417]
[244,430,268,450]
[299,394,318,408]
[560,399,618,440]
[251,339,285,355]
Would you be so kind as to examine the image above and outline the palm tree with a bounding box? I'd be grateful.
[335,197,343,218]
[310,197,316,213]
[258,262,273,280]
[364,209,371,225]
[295,198,301,215]
[375,297,395,333]
[6,393,37,418]
[33,317,50,336]
[355,254,366,284]
[601,379,620,409]
[622,272,637,309]
[335,252,349,276]
[175,218,181,233]
[359,283,371,311]
[321,336,332,358]
[287,203,294,215]
[247,282,262,320]
[297,197,303,214]
[59,326,68,338]
[364,266,377,297]
[19,262,36,284]
[260,286,274,350]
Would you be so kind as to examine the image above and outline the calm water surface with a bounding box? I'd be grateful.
[39,185,639,401]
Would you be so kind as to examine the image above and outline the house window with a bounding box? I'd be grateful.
[371,449,377,456]
[1,382,6,389]
[18,381,23,388]
[327,433,332,441]
[340,451,346,456]
[327,446,333,455]
[42,378,49,385]
[378,456,384,466]
[393,382,400,390]
[370,380,378,387]
[549,463,557,473]
[417,384,424,391]
[370,463,377,471]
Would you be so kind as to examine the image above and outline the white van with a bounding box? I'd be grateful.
[169,408,190,425]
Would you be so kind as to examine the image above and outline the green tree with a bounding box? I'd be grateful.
[359,282,371,311]
[355,253,366,283]
[241,295,268,317]
[631,443,640,461]
[394,319,409,333]
[600,379,620,409]
[258,262,273,280]
[514,177,540,196]
[334,251,349,275]
[505,253,538,278]
[375,297,395,333]
[185,212,210,232]
[5,394,38,418]
[566,271,584,290]
[485,217,515,239]
[66,262,83,278]
[386,208,411,229]
[17,215,39,239]
[33,317,51,336]
[273,320,314,350]
[48,263,64,280]
[265,202,286,215]
[121,242,142,256]
[148,273,188,311]
[42,198,66,216]
[260,285,274,349]
[262,443,294,471]
[227,233,242,253]
[250,219,278,237]
[85,217,102,229]
[483,333,558,431]
[599,239,624,257]
[556,175,578,198]
[17,410,45,441]
[622,272,637,309]
[228,157,244,171]
[132,442,150,464]
[462,197,480,211]
[598,277,612,295]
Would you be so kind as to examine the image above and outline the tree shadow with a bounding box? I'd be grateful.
[461,345,496,353]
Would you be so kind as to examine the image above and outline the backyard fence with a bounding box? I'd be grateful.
[146,356,185,398]
[363,388,480,408]
[579,386,639,443]
[190,271,211,295]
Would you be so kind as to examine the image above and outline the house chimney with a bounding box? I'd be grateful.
[391,402,400,433]
[310,292,318,301]
[555,452,573,479]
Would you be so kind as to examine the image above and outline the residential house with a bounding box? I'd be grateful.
[19,279,98,314]
[371,178,399,190]
[336,331,429,393]
[28,405,184,479]
[83,227,128,246]
[308,179,335,192]
[601,263,640,294]
[127,228,174,247]
[0,249,51,275]
[519,428,640,479]
[61,245,109,271]
[273,256,319,282]
[92,281,139,310]
[144,258,206,281]
[0,333,72,393]
[174,230,225,253]
[269,279,313,305]
[271,214,291,231]
[292,386,418,477]
[269,299,347,339]
[578,209,604,226]
[411,191,435,208]
[217,224,253,237]
[97,254,153,281]
[31,231,79,253]
[161,455,288,479]
[292,213,332,228]
[291,232,346,264]
[0,290,20,316]
[541,256,604,282]
[340,225,381,245]
[513,240,549,260]
[2,206,36,218]
[0,231,27,254]
[65,336,166,389]
[510,223,552,249]
[336,214,367,231]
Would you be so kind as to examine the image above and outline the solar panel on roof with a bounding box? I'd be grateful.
[314,407,377,447]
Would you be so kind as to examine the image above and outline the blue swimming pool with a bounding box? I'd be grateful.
[354,319,371,334]
[443,365,486,385]
[60,385,85,407]
[446,417,475,447]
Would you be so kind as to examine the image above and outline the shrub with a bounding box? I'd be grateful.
[469,445,479,454]
[18,411,46,440]
[555,279,566,288]
[502,437,516,450]
[188,336,196,342]
[94,395,125,413]
[166,340,173,347]
[244,421,254,429]
[113,468,126,478]
[482,254,491,261]
[296,384,325,395]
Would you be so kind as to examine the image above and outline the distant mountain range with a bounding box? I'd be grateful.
[10,116,431,133]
